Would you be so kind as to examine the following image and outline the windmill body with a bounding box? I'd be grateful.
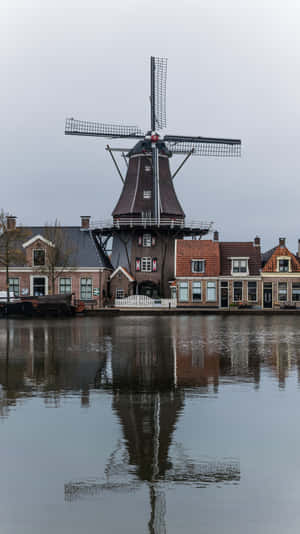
[65,57,241,298]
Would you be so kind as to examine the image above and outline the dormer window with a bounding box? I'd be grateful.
[278,258,290,272]
[191,259,205,273]
[231,258,249,275]
[33,249,45,266]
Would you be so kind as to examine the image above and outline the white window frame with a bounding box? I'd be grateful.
[143,234,152,247]
[116,288,125,299]
[80,277,93,300]
[277,257,291,273]
[192,281,202,302]
[231,257,249,276]
[179,281,189,302]
[141,257,152,272]
[278,281,288,302]
[292,282,300,302]
[143,190,152,199]
[206,281,217,302]
[247,281,257,302]
[9,277,20,297]
[191,259,205,274]
[59,277,72,294]
[33,248,46,267]
[30,275,48,296]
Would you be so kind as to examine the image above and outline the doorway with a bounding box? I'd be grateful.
[139,281,159,298]
[33,277,46,296]
[263,283,272,309]
[220,281,228,308]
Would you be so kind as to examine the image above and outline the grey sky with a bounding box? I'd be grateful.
[1,0,300,250]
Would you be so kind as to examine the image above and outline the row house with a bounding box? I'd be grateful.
[261,237,300,309]
[174,232,261,308]
[0,216,112,308]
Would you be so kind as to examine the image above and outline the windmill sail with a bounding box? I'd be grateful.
[164,135,241,157]
[150,57,167,131]
[65,118,144,138]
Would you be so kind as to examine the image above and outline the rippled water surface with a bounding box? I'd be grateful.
[1,315,300,533]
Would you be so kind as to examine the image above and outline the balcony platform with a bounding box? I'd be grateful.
[89,218,213,237]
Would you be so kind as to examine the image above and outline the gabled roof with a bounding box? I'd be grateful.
[262,245,300,272]
[176,240,220,277]
[0,227,112,269]
[22,234,55,248]
[110,265,135,282]
[220,242,261,275]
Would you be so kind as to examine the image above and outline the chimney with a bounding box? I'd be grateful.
[80,216,90,230]
[254,236,260,249]
[7,216,16,230]
[279,237,286,248]
[213,230,219,242]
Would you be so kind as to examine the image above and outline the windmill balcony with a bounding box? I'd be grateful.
[89,218,213,232]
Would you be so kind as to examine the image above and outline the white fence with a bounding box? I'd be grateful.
[115,295,177,308]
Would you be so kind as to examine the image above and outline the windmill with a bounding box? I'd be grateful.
[65,57,241,297]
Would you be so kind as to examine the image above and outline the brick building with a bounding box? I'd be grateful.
[0,216,112,308]
[174,232,262,308]
[261,237,300,309]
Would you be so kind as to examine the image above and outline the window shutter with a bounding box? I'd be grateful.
[152,258,157,272]
[151,236,156,246]
[138,235,142,246]
[136,257,141,271]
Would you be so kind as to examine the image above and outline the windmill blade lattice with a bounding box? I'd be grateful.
[164,135,241,157]
[150,57,167,131]
[65,118,144,139]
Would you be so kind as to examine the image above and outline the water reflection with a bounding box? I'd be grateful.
[2,316,300,531]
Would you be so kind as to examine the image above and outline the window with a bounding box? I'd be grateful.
[232,259,248,274]
[116,289,124,299]
[192,281,202,301]
[248,281,257,302]
[33,277,46,296]
[206,281,216,301]
[233,281,243,301]
[179,282,189,302]
[80,278,92,300]
[59,277,72,294]
[143,190,152,199]
[143,234,152,247]
[141,257,152,272]
[278,282,287,301]
[9,278,20,297]
[278,259,290,272]
[191,260,205,273]
[292,283,300,301]
[33,249,45,266]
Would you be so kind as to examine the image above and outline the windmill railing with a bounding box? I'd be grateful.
[89,218,213,231]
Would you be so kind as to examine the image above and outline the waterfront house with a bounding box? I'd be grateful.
[0,216,112,308]
[219,236,261,308]
[174,233,261,308]
[174,235,221,307]
[261,237,300,309]
[109,265,135,301]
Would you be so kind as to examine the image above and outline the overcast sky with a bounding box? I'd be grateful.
[1,0,300,250]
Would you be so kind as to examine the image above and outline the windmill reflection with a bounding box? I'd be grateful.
[64,320,240,534]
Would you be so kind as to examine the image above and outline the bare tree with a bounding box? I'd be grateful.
[0,211,30,302]
[38,220,77,295]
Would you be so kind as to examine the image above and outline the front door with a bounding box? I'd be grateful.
[33,277,46,296]
[263,283,272,308]
[220,281,228,308]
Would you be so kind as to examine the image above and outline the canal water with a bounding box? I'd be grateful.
[0,315,300,533]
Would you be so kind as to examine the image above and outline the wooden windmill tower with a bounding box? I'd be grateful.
[65,57,241,297]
